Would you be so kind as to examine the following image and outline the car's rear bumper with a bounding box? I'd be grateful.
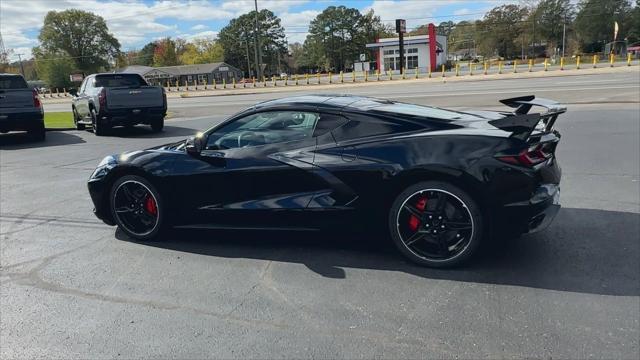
[100,106,166,125]
[0,111,44,132]
[499,183,561,236]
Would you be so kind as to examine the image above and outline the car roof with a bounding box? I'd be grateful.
[253,94,394,112]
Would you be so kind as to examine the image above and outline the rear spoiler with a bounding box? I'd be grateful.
[490,95,567,140]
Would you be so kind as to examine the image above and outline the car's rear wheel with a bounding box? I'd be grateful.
[91,108,109,136]
[110,175,164,241]
[150,117,164,132]
[389,181,483,267]
[28,124,46,142]
[73,107,85,130]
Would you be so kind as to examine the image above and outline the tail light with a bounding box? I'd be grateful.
[32,89,41,109]
[497,144,552,167]
[98,88,107,110]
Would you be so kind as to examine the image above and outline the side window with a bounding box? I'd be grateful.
[206,111,319,150]
[332,113,422,142]
[79,78,88,93]
[313,113,349,137]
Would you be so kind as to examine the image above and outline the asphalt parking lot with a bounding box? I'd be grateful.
[1,72,639,358]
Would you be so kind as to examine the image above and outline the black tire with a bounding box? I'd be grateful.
[150,117,164,132]
[388,181,483,268]
[28,124,46,142]
[73,107,85,130]
[91,108,109,136]
[110,175,166,241]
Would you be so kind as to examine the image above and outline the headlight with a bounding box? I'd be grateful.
[90,155,117,179]
[97,155,117,168]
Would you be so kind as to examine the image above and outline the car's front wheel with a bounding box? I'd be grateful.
[389,181,483,267]
[110,175,165,241]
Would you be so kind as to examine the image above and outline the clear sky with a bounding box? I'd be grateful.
[0,0,510,60]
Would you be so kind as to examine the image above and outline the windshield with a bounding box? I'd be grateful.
[95,74,146,87]
[0,75,28,89]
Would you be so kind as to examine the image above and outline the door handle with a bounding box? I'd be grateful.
[340,146,357,162]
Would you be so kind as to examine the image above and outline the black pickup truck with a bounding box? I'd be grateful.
[0,73,45,141]
[71,73,167,136]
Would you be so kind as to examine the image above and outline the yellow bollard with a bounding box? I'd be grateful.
[305,73,309,85]
[560,57,564,70]
[401,69,405,80]
[63,88,67,97]
[262,76,266,87]
[528,59,533,72]
[513,60,518,73]
[212,79,216,90]
[469,63,473,76]
[365,71,369,82]
[441,64,445,77]
[352,71,356,82]
[283,75,288,86]
[576,56,581,69]
[272,76,276,86]
[483,61,488,75]
[376,69,380,81]
[428,66,432,78]
[232,77,236,88]
[498,61,503,74]
[317,72,320,84]
[194,80,198,91]
[340,71,344,83]
[544,58,548,71]
[295,75,299,86]
[593,55,597,68]
[222,78,226,89]
[455,64,459,76]
[627,53,632,66]
[389,70,393,81]
[252,77,256,88]
[610,53,615,67]
[415,68,419,79]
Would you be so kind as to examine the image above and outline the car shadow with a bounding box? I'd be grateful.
[0,131,85,150]
[115,207,639,297]
[106,125,198,138]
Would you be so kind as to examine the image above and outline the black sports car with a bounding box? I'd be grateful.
[88,95,563,267]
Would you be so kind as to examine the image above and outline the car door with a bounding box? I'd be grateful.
[75,76,92,118]
[175,110,328,229]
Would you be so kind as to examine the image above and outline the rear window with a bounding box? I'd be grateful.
[372,103,482,121]
[0,75,28,89]
[95,74,146,87]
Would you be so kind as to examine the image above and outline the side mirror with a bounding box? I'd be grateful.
[68,88,78,97]
[185,134,204,156]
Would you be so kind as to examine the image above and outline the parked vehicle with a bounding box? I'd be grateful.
[88,95,564,267]
[0,73,45,141]
[71,73,167,136]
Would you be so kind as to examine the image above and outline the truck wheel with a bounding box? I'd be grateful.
[28,124,46,142]
[150,117,164,132]
[91,108,109,136]
[73,108,85,130]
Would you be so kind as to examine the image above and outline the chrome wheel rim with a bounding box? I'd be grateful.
[396,189,474,262]
[113,180,159,236]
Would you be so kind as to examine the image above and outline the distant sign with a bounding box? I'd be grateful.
[396,19,406,34]
[69,73,84,82]
[359,53,366,61]
[219,66,229,72]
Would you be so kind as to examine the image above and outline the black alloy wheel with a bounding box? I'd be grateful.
[110,175,163,240]
[91,108,108,136]
[389,181,482,267]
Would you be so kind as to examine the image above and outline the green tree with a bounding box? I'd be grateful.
[179,38,224,65]
[302,6,389,72]
[476,4,529,59]
[127,42,157,66]
[153,38,179,66]
[530,0,575,48]
[219,9,287,76]
[627,0,640,43]
[32,47,75,88]
[574,0,632,52]
[36,9,120,74]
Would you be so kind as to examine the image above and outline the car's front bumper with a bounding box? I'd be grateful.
[500,183,561,236]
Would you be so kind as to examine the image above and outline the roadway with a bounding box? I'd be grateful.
[2,71,639,358]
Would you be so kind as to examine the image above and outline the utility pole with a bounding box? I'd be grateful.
[562,15,566,58]
[16,53,25,76]
[253,0,263,79]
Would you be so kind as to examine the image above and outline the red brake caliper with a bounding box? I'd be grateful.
[145,196,157,216]
[408,197,427,231]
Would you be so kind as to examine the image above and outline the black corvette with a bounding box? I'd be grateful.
[88,94,563,267]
